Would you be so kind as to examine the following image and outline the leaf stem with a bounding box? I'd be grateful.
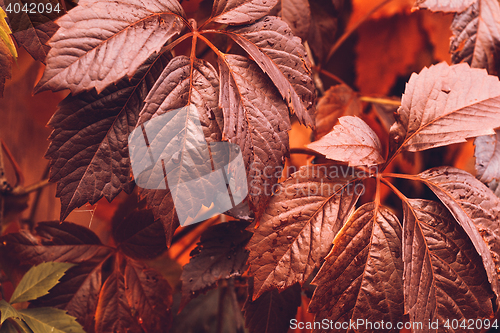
[325,0,394,63]
[381,172,418,181]
[289,147,324,157]
[311,65,349,87]
[359,96,401,106]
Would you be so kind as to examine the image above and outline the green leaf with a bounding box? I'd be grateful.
[0,8,17,60]
[0,318,31,333]
[0,300,21,324]
[10,262,75,304]
[19,308,84,333]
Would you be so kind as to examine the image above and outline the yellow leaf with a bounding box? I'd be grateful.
[0,7,17,60]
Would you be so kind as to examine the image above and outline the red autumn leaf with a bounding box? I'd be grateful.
[475,130,500,183]
[210,0,278,25]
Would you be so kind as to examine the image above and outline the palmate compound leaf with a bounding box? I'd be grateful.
[34,0,185,94]
[210,0,278,25]
[243,283,301,333]
[0,0,61,63]
[130,55,223,234]
[218,55,290,215]
[247,164,362,299]
[0,222,172,333]
[180,222,252,308]
[226,16,316,127]
[308,203,404,333]
[18,307,85,333]
[0,300,21,324]
[9,262,75,304]
[402,199,495,333]
[416,167,500,301]
[389,62,500,155]
[45,54,170,222]
[307,116,385,167]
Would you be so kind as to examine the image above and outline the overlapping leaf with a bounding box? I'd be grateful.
[308,116,385,166]
[275,0,311,40]
[402,199,494,332]
[0,7,16,60]
[35,0,185,94]
[45,54,170,221]
[1,0,62,62]
[243,283,301,333]
[475,130,500,183]
[210,0,278,24]
[308,203,404,332]
[18,307,85,333]
[417,167,500,299]
[0,222,172,333]
[314,84,362,140]
[389,62,500,155]
[219,55,290,215]
[248,164,361,299]
[415,0,475,13]
[226,16,316,127]
[0,7,13,97]
[180,222,251,307]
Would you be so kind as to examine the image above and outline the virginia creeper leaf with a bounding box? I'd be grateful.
[414,0,476,12]
[227,16,316,127]
[10,262,75,304]
[243,283,301,333]
[210,0,278,25]
[18,307,85,333]
[475,130,500,183]
[314,84,362,140]
[389,62,500,154]
[308,203,404,333]
[180,221,252,308]
[35,0,185,94]
[307,116,385,167]
[402,199,494,333]
[0,300,21,324]
[417,167,500,299]
[278,0,311,40]
[45,54,170,221]
[1,0,61,62]
[0,319,22,333]
[218,55,290,215]
[248,164,361,299]
[0,7,17,60]
[306,0,341,62]
[113,209,166,260]
[449,0,500,75]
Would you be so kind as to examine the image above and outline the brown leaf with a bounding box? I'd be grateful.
[389,62,500,155]
[243,283,301,333]
[414,0,475,12]
[247,164,361,299]
[0,36,11,97]
[450,0,500,75]
[475,130,500,183]
[210,0,278,25]
[218,55,290,215]
[34,0,185,94]
[279,0,311,41]
[45,54,170,221]
[306,0,341,62]
[180,221,251,308]
[308,116,385,167]
[227,16,316,127]
[308,203,404,333]
[314,84,362,140]
[417,167,500,300]
[402,199,494,332]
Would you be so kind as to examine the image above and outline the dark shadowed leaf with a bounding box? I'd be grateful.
[210,0,278,25]
[180,221,251,307]
[18,307,85,333]
[124,259,173,333]
[1,0,62,62]
[248,164,361,299]
[35,0,185,94]
[306,0,341,62]
[389,62,500,155]
[402,199,494,333]
[45,54,170,221]
[218,55,290,215]
[450,0,500,74]
[308,203,404,333]
[113,209,166,260]
[308,116,385,166]
[243,283,301,333]
[10,262,74,304]
[277,0,311,40]
[417,167,500,300]
[0,300,21,324]
[227,16,316,127]
[475,130,500,183]
[313,84,362,140]
[0,36,11,98]
[415,0,475,12]
[0,319,21,333]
